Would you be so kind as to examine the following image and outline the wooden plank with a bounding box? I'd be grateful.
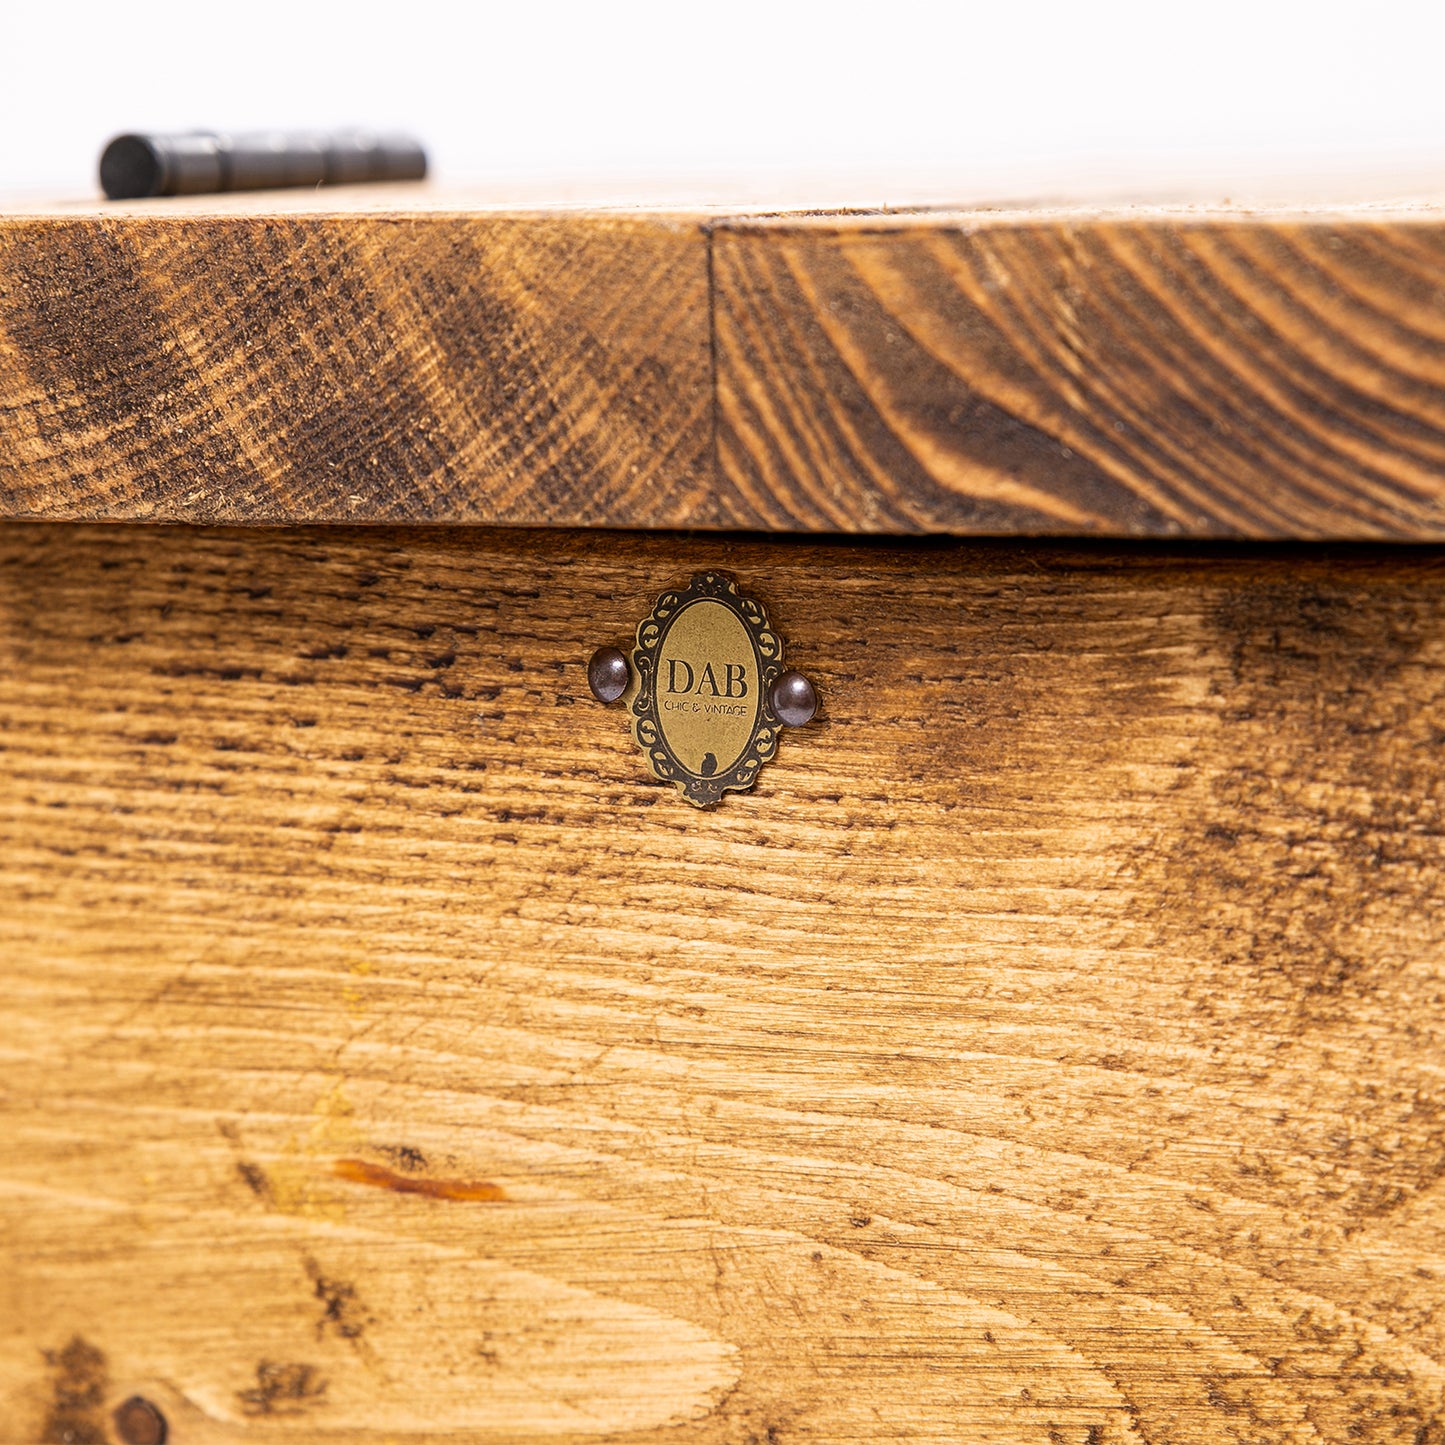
[0,209,715,526]
[7,191,1445,536]
[2,522,1443,1442]
[712,210,1445,537]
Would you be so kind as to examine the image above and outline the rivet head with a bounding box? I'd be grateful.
[587,645,630,704]
[769,670,818,727]
[113,1396,168,1445]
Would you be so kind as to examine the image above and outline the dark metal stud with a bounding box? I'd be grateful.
[588,645,630,704]
[769,670,818,727]
[113,1396,168,1445]
[100,130,427,200]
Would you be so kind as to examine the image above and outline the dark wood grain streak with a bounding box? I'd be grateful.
[712,213,1445,538]
[7,199,1445,536]
[3,523,1445,1441]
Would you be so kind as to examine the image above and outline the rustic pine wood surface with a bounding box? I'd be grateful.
[0,207,714,527]
[6,191,1445,537]
[3,523,1444,1442]
[712,211,1445,537]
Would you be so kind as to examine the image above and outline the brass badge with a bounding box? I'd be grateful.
[629,573,784,807]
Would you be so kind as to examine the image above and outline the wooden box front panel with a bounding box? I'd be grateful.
[1,524,1443,1443]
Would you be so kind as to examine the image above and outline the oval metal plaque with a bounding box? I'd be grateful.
[630,573,784,807]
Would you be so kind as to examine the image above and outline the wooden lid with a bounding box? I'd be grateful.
[4,182,1445,538]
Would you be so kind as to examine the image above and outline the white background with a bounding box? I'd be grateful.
[3,0,1445,201]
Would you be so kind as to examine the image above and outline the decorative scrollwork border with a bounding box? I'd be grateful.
[630,572,784,807]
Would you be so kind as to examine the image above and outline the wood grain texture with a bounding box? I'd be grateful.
[9,196,1445,536]
[713,211,1445,538]
[3,523,1445,1442]
[0,210,714,525]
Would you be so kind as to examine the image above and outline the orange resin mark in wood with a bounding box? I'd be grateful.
[332,1158,506,1202]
